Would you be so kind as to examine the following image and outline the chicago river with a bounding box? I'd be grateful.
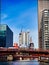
[0,60,49,65]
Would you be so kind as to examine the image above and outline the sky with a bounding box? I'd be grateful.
[1,0,38,48]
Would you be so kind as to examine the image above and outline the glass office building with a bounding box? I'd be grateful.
[0,24,13,47]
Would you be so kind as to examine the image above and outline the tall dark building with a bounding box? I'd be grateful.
[38,0,49,50]
[0,24,13,47]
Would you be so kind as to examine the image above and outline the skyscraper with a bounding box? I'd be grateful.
[19,30,30,47]
[0,24,13,47]
[41,9,49,50]
[38,0,49,50]
[19,30,23,46]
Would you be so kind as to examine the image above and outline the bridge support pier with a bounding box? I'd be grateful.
[7,55,13,61]
[38,56,41,60]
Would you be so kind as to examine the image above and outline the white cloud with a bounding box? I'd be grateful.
[18,7,33,19]
[1,14,8,20]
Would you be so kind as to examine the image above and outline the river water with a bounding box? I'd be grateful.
[0,60,49,65]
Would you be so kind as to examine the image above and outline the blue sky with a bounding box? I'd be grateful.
[1,0,38,48]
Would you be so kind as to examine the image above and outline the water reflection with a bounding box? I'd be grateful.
[0,61,49,65]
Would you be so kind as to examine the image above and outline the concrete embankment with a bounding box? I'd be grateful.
[39,59,49,63]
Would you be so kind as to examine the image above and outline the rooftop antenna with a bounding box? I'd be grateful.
[21,28,22,33]
[21,26,23,33]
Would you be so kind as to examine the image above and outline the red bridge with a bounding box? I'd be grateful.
[0,47,49,61]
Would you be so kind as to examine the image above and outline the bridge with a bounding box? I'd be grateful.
[0,47,49,61]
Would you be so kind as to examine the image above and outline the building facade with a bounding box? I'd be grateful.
[19,31,30,47]
[19,31,23,46]
[29,37,34,49]
[41,9,49,50]
[38,0,49,50]
[0,24,13,47]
